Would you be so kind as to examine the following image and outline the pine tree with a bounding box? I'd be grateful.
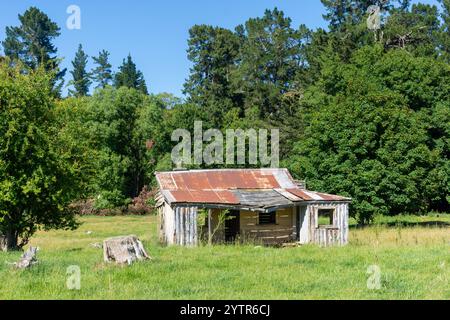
[184,25,241,126]
[237,8,305,117]
[439,0,450,62]
[2,7,66,95]
[92,50,113,88]
[114,54,148,94]
[69,44,91,97]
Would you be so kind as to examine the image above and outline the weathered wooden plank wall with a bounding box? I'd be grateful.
[158,202,175,245]
[298,206,309,244]
[305,202,349,246]
[160,201,349,247]
[240,208,296,245]
[159,205,199,246]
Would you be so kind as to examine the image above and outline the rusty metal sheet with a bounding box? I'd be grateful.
[169,190,239,204]
[156,173,177,190]
[272,169,297,189]
[287,188,350,201]
[184,172,214,190]
[168,190,194,203]
[315,192,349,201]
[231,190,293,208]
[286,188,314,201]
[215,190,240,204]
[251,171,280,189]
[274,188,303,202]
[156,169,284,190]
[155,169,350,206]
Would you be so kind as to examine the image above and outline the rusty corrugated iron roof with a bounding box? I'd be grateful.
[156,168,296,190]
[155,169,350,207]
[287,188,349,201]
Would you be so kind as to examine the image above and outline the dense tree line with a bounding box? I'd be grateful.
[0,2,449,249]
[182,1,450,223]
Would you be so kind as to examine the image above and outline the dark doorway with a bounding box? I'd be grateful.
[225,210,240,242]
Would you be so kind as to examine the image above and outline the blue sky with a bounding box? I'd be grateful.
[0,0,441,97]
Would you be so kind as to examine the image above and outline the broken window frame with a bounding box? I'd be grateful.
[317,208,335,228]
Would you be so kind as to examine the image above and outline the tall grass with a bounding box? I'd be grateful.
[0,214,448,300]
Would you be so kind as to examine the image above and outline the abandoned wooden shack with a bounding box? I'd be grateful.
[155,169,351,247]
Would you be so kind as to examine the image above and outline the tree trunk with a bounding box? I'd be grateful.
[0,229,19,252]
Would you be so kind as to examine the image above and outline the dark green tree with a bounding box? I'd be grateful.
[439,0,450,62]
[114,54,148,94]
[384,3,441,56]
[69,44,91,97]
[92,50,113,89]
[0,59,80,250]
[288,46,449,224]
[237,9,310,120]
[184,25,241,126]
[1,7,66,95]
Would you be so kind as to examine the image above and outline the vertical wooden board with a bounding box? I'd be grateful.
[188,207,192,245]
[192,207,197,246]
[190,207,195,245]
[336,204,342,245]
[168,204,175,245]
[183,208,187,246]
[311,205,317,244]
[291,207,296,239]
[186,208,193,246]
[185,208,189,245]
[184,208,188,246]
[189,208,192,245]
[347,203,350,243]
[208,209,212,245]
[341,204,345,244]
[177,207,180,245]
[173,207,178,245]
[298,206,309,244]
[339,204,343,245]
[340,204,344,245]
[177,207,181,245]
[179,207,183,246]
[333,206,338,227]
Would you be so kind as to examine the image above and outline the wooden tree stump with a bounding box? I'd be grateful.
[103,235,150,265]
[15,247,38,269]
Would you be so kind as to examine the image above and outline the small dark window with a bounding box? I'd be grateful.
[259,212,276,225]
[318,209,334,227]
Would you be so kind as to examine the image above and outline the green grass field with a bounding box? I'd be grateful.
[0,214,449,300]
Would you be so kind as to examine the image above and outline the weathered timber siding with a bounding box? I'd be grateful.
[302,202,349,246]
[174,206,198,246]
[159,201,349,247]
[298,206,309,244]
[240,208,296,245]
[159,205,198,246]
[158,202,175,245]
